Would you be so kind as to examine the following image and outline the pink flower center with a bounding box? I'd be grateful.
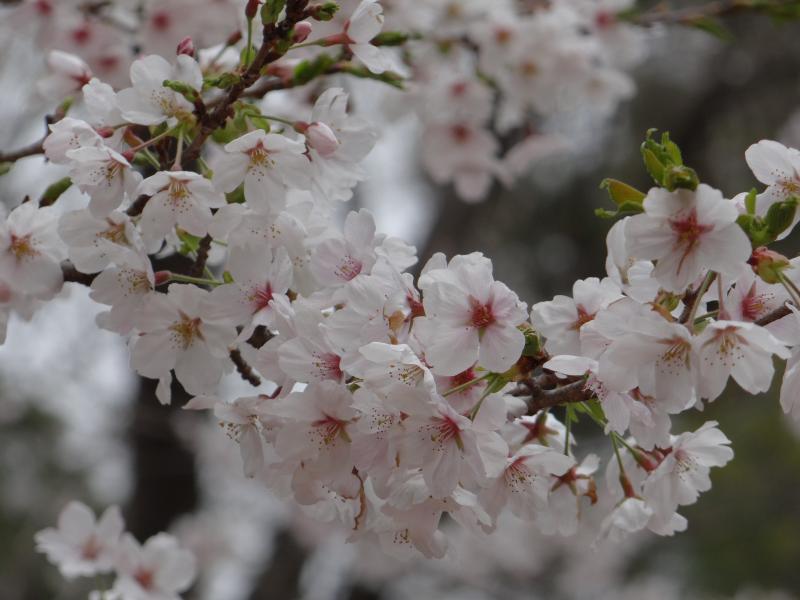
[313,352,343,381]
[450,367,476,389]
[494,27,513,44]
[595,11,615,29]
[450,82,468,97]
[71,24,91,45]
[34,0,52,15]
[469,297,494,329]
[169,312,204,349]
[669,208,713,274]
[570,305,594,331]
[250,282,274,311]
[335,255,363,281]
[81,536,100,560]
[740,282,769,321]
[311,414,350,446]
[431,415,463,450]
[151,11,171,31]
[134,568,155,590]
[9,233,38,261]
[451,124,472,143]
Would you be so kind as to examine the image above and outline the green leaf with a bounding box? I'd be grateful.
[594,200,645,220]
[39,177,72,206]
[293,54,337,85]
[765,196,798,239]
[663,165,699,191]
[371,31,413,46]
[177,230,202,256]
[223,271,235,284]
[745,188,757,215]
[691,16,734,41]
[261,0,287,24]
[309,2,339,21]
[600,178,646,207]
[162,79,198,102]
[641,147,666,186]
[0,162,11,176]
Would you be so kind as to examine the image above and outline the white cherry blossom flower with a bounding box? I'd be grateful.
[58,209,143,273]
[112,533,196,600]
[0,202,64,298]
[117,54,202,126]
[35,502,124,579]
[642,421,733,518]
[213,131,310,213]
[695,320,789,401]
[745,139,800,239]
[43,117,102,164]
[90,254,159,335]
[625,184,750,292]
[415,252,528,375]
[67,145,142,217]
[136,170,225,251]
[203,242,292,336]
[130,284,236,401]
[401,392,508,497]
[37,50,92,97]
[531,276,622,357]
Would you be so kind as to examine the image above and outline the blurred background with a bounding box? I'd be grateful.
[2,2,800,599]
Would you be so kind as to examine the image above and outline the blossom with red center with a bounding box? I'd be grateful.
[626,184,751,292]
[35,502,124,579]
[113,532,196,599]
[416,253,528,376]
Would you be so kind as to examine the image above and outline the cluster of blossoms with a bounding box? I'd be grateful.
[4,0,654,202]
[36,501,196,599]
[2,0,800,589]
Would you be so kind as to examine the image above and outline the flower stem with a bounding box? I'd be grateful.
[168,273,223,287]
[686,271,717,331]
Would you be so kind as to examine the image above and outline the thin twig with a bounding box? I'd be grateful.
[230,348,262,386]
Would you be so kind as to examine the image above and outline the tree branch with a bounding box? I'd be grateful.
[756,304,793,327]
[0,137,45,163]
[628,0,781,26]
[230,348,262,386]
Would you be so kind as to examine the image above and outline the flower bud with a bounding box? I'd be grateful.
[748,246,791,285]
[304,122,340,157]
[245,0,261,20]
[176,36,195,57]
[293,21,313,43]
[154,271,172,287]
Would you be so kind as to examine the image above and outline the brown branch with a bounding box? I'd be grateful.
[628,0,773,26]
[61,261,98,286]
[126,194,151,216]
[0,138,45,163]
[188,234,213,278]
[512,373,591,415]
[230,348,262,386]
[756,304,793,327]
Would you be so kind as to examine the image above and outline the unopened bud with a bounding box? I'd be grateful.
[154,271,172,286]
[176,36,195,57]
[303,122,339,157]
[748,246,791,285]
[226,30,243,46]
[308,2,339,21]
[293,21,313,43]
[95,127,115,138]
[245,0,261,20]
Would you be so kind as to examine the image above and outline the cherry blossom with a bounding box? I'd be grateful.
[136,170,226,251]
[625,184,751,292]
[415,252,528,375]
[112,533,196,600]
[35,502,124,579]
[213,130,311,213]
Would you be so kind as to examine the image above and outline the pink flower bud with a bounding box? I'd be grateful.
[245,0,261,20]
[176,36,195,57]
[293,21,313,43]
[305,122,339,157]
[748,246,790,284]
[154,271,172,287]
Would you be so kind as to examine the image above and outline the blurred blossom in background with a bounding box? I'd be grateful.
[2,1,800,599]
